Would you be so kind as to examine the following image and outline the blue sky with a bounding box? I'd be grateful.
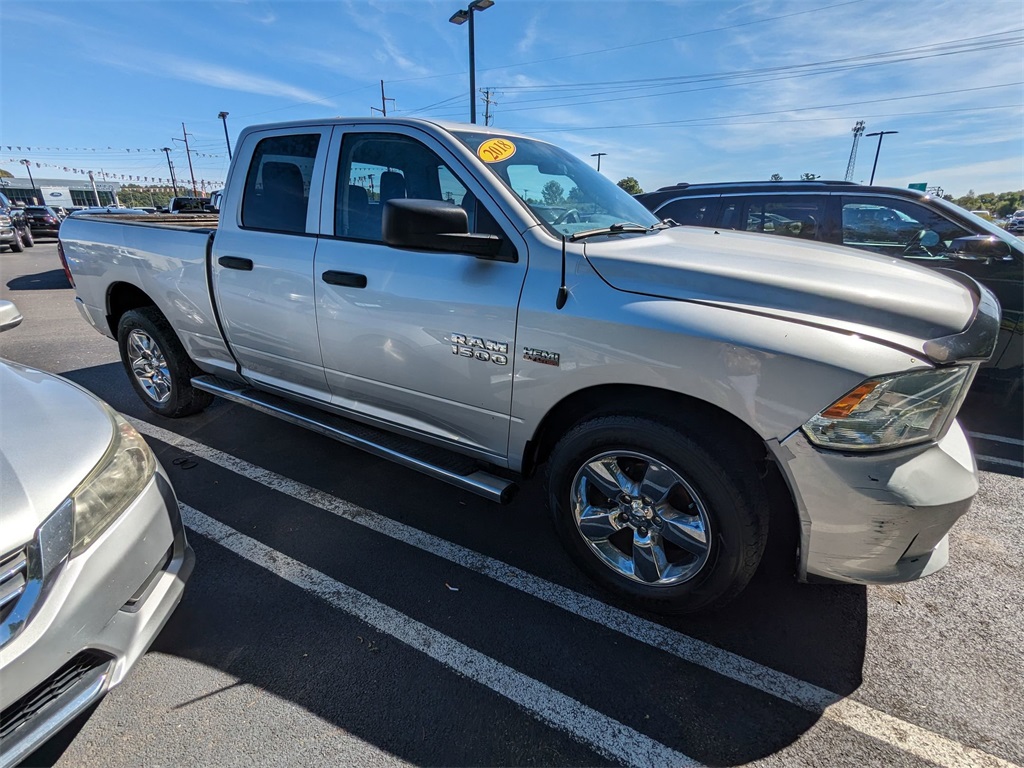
[1,0,1021,197]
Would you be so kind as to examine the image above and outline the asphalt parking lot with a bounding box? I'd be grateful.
[2,241,1023,767]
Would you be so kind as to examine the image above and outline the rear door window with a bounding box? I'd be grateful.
[742,196,826,240]
[241,133,320,234]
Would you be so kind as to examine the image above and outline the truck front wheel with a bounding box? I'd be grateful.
[117,307,213,418]
[547,415,768,614]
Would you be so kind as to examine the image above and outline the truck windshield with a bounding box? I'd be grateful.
[453,131,660,238]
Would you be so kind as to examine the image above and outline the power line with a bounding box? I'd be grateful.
[495,30,1021,93]
[493,35,1023,113]
[519,103,1020,133]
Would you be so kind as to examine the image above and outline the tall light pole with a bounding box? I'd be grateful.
[87,171,101,206]
[449,0,494,124]
[161,147,179,195]
[865,130,898,185]
[591,152,607,172]
[20,159,36,203]
[218,111,232,161]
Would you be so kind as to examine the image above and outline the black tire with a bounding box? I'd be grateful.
[9,230,24,253]
[117,307,213,418]
[547,415,768,614]
[22,229,34,248]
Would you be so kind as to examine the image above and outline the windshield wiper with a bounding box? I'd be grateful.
[569,222,654,242]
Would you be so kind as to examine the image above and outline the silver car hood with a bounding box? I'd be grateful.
[583,227,975,343]
[0,361,113,554]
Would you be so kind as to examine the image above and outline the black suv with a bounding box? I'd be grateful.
[22,205,62,238]
[0,192,35,253]
[636,181,1022,381]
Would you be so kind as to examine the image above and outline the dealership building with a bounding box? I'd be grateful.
[0,175,121,207]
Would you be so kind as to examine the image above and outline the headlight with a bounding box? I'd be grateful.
[802,366,972,451]
[69,414,156,556]
[0,215,11,227]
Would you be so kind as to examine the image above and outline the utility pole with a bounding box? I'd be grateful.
[481,88,497,126]
[590,152,607,172]
[174,123,199,197]
[161,147,179,196]
[844,120,865,182]
[371,80,396,117]
[865,130,899,185]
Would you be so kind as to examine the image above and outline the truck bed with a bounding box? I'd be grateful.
[68,213,219,232]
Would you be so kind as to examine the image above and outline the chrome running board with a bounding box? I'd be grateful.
[191,376,518,504]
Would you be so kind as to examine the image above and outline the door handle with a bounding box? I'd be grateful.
[218,256,254,271]
[322,271,367,288]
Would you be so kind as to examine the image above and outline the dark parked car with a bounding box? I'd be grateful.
[636,181,1023,383]
[0,193,34,253]
[22,205,62,238]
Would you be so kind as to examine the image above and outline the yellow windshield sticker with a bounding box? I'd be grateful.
[478,138,516,163]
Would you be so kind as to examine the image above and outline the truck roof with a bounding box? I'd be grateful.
[240,116,538,142]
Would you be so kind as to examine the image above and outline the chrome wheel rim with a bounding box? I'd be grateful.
[570,451,712,586]
[127,329,172,404]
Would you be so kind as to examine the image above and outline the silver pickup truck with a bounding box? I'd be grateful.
[58,117,1000,613]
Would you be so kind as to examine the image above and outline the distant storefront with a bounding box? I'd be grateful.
[0,176,120,207]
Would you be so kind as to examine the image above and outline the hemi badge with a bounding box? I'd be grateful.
[523,347,560,367]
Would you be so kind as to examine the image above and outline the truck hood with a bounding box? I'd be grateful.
[583,227,976,344]
[0,361,113,553]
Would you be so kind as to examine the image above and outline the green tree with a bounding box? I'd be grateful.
[542,180,565,205]
[770,173,783,182]
[801,172,820,181]
[566,185,587,204]
[117,184,175,209]
[616,177,643,195]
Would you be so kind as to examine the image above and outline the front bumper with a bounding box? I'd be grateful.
[771,420,978,584]
[0,464,194,767]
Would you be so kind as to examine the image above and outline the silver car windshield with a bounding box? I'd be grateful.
[453,131,660,238]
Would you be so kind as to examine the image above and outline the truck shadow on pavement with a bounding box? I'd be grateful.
[38,367,870,767]
[5,269,72,292]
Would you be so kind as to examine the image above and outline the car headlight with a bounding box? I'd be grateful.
[802,366,972,451]
[69,413,156,556]
[0,214,11,227]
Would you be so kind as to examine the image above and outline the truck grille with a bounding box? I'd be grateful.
[0,548,28,626]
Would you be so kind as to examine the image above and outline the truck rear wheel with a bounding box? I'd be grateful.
[117,307,213,418]
[22,229,34,248]
[547,415,768,614]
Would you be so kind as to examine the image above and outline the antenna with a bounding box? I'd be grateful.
[844,120,865,182]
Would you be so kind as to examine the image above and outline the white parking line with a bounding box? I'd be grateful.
[977,455,1024,470]
[968,432,1024,448]
[181,504,698,768]
[135,418,1017,768]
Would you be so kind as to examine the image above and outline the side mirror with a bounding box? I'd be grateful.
[947,235,1013,262]
[0,300,24,333]
[382,199,503,259]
